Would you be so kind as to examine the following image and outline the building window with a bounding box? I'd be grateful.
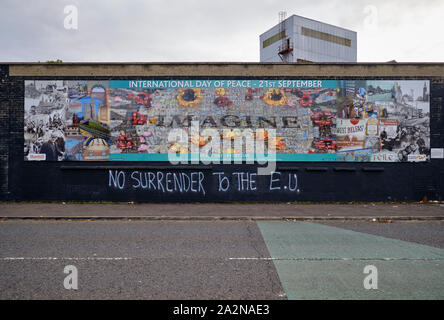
[262,31,286,48]
[301,27,351,47]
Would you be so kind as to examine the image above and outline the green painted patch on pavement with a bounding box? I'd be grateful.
[257,222,444,299]
[257,222,444,259]
[273,260,444,300]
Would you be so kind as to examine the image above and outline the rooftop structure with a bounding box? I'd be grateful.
[260,14,357,63]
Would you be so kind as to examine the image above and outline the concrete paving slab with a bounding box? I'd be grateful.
[0,203,443,219]
[257,222,444,299]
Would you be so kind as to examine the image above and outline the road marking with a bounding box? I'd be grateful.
[1,257,133,261]
[229,257,444,261]
[5,257,442,262]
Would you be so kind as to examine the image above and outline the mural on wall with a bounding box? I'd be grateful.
[24,79,431,162]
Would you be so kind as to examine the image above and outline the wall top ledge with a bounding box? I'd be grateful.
[3,62,444,77]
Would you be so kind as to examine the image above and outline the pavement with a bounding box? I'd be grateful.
[0,218,443,299]
[0,220,284,299]
[1,202,444,220]
[0,203,443,299]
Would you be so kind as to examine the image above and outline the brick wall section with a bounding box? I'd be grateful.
[0,65,9,199]
[430,79,444,198]
[7,76,24,200]
[1,63,444,201]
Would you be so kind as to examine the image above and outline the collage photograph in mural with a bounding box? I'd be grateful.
[24,79,430,162]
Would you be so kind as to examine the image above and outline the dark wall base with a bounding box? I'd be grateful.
[9,162,442,202]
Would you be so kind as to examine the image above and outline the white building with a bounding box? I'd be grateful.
[260,15,357,63]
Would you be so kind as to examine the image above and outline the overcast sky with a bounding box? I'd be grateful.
[1,0,443,62]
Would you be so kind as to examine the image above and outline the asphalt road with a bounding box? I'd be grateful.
[0,220,443,299]
[0,221,284,299]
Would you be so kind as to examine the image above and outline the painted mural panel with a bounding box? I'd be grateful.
[24,79,430,162]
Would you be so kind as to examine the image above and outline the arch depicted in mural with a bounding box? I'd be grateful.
[87,81,110,124]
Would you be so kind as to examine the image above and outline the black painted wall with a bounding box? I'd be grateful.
[1,65,443,202]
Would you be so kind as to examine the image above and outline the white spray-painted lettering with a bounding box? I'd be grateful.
[109,170,299,195]
[109,170,126,190]
[110,170,205,195]
[213,171,299,193]
[213,172,230,192]
[269,172,281,190]
[232,172,257,191]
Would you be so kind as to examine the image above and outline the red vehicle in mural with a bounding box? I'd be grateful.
[314,138,337,152]
[116,133,135,152]
[131,112,147,125]
[311,110,334,126]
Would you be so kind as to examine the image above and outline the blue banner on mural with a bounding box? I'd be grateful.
[109,80,339,89]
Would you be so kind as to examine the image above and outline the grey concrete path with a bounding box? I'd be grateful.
[0,202,443,220]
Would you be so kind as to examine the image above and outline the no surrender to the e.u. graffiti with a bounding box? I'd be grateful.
[108,170,299,196]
